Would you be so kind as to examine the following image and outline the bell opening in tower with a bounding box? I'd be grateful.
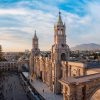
[61,53,66,61]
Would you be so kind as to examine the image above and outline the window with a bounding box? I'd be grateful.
[62,44,64,47]
[61,53,66,61]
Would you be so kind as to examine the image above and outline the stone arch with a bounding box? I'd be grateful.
[88,86,100,100]
[61,53,66,61]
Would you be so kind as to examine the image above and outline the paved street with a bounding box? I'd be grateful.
[31,79,63,100]
[0,72,29,100]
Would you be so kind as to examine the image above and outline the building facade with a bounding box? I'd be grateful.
[0,61,17,71]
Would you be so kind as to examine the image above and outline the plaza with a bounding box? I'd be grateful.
[0,72,30,100]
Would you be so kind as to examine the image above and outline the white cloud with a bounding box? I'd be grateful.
[0,8,28,15]
[1,1,100,51]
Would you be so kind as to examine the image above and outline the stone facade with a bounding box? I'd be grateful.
[59,73,100,100]
[29,30,40,75]
[51,12,69,93]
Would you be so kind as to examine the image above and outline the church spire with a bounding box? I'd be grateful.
[57,11,63,25]
[34,30,38,39]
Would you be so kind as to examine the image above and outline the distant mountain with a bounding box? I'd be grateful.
[71,43,100,51]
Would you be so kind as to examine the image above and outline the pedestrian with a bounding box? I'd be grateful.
[43,89,44,93]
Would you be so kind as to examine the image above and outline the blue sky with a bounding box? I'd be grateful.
[0,0,100,51]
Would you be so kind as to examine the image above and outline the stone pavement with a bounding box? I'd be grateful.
[31,79,63,100]
[0,72,29,100]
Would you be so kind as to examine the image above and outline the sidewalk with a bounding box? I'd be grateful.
[31,79,63,100]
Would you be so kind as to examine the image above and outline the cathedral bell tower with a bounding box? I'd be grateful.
[29,30,40,78]
[32,30,38,50]
[51,12,69,94]
[32,30,40,56]
[54,12,66,49]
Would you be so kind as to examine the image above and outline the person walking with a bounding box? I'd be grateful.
[43,89,44,93]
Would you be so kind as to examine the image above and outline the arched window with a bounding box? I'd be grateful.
[61,53,66,61]
[62,44,64,47]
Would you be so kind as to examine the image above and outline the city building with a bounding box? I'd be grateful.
[0,61,17,71]
[0,46,18,72]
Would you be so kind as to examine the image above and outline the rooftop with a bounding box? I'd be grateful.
[67,59,100,69]
[60,73,100,85]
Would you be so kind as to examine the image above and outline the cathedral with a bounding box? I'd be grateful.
[29,12,100,100]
